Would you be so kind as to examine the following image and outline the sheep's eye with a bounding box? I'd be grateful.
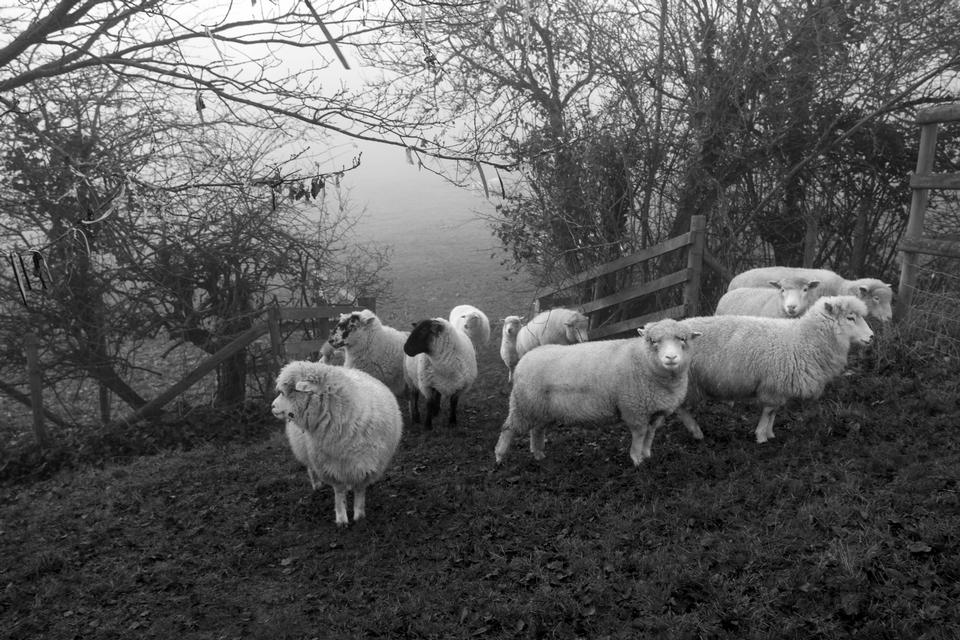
[677,336,686,343]
[846,315,856,321]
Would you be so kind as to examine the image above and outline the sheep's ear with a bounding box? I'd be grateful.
[822,301,835,315]
[808,280,820,289]
[769,280,782,289]
[294,380,314,393]
[858,285,870,296]
[636,327,646,337]
[689,331,703,340]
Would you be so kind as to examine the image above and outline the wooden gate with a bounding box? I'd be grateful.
[534,215,727,340]
[896,103,960,320]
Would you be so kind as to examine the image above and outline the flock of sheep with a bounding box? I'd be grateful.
[271,266,893,527]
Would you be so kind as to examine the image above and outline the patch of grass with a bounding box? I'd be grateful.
[2,333,959,639]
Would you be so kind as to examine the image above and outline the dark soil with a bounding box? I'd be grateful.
[2,339,959,639]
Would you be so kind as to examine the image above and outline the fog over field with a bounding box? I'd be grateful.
[338,140,536,325]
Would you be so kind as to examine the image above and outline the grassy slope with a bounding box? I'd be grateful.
[2,340,959,639]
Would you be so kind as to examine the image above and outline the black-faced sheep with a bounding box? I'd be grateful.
[403,318,478,430]
[728,266,893,321]
[515,308,590,358]
[328,309,410,399]
[494,318,701,467]
[677,295,874,444]
[271,361,403,527]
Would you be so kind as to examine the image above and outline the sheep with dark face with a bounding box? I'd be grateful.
[271,361,402,527]
[728,266,893,321]
[403,318,477,430]
[494,318,701,467]
[328,309,410,399]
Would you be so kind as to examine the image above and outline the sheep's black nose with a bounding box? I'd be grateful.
[287,412,295,419]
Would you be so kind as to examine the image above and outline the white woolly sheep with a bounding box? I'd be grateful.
[271,361,403,527]
[328,309,410,399]
[499,315,524,383]
[403,317,478,430]
[676,295,874,444]
[715,276,821,318]
[284,420,319,489]
[449,304,492,352]
[728,266,893,321]
[494,318,701,467]
[515,308,590,358]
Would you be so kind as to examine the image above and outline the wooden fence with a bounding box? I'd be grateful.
[534,215,726,340]
[896,103,960,320]
[20,299,374,442]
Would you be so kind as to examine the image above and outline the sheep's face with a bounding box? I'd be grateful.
[856,280,894,322]
[271,388,296,421]
[638,319,700,373]
[502,316,523,339]
[404,318,444,356]
[820,296,874,346]
[563,313,590,343]
[328,309,377,348]
[773,277,821,317]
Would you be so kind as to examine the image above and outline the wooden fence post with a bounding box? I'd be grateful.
[684,215,706,317]
[24,333,48,448]
[896,121,939,321]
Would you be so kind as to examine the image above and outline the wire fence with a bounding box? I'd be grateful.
[901,262,960,360]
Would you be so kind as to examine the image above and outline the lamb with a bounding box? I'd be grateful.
[676,295,874,444]
[403,317,478,430]
[728,266,893,321]
[515,308,590,358]
[494,318,701,467]
[499,315,524,383]
[327,309,410,399]
[714,276,821,318]
[271,361,403,527]
[449,304,491,352]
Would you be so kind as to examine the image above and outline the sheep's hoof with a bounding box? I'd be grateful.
[335,519,349,528]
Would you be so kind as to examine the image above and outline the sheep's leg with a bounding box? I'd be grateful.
[408,389,421,424]
[353,485,366,522]
[675,406,705,440]
[640,413,666,460]
[495,413,522,465]
[448,391,461,427]
[755,405,778,443]
[424,388,441,430]
[529,425,546,460]
[333,485,349,527]
[306,467,320,491]
[628,423,650,466]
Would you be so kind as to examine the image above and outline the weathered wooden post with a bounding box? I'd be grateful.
[24,333,48,448]
[684,215,707,317]
[267,305,284,369]
[896,118,939,321]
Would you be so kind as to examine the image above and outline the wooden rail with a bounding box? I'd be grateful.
[896,103,960,321]
[534,215,719,340]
